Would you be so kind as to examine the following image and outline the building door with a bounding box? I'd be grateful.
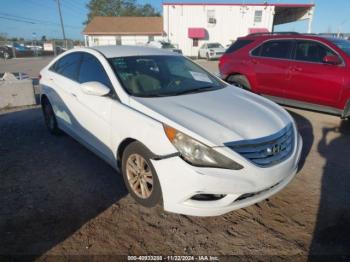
[115,36,121,45]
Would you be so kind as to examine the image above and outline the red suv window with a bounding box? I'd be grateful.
[252,40,294,59]
[226,40,254,54]
[294,40,338,63]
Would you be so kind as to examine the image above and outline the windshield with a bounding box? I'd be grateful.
[109,55,226,97]
[330,38,350,56]
[207,43,223,49]
[161,42,175,49]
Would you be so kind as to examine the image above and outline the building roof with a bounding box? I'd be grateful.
[162,2,314,8]
[83,16,163,36]
[89,45,180,58]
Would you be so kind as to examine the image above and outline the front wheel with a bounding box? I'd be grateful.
[122,142,162,207]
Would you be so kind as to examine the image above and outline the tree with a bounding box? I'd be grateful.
[41,35,47,42]
[84,0,160,24]
[0,33,7,41]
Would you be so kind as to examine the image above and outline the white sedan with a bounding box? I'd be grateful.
[40,46,302,216]
[198,42,226,60]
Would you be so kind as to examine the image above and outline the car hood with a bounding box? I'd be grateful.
[129,87,293,147]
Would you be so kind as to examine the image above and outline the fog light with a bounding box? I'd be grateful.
[191,194,226,201]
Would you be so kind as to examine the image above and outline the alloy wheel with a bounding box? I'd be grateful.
[126,153,153,199]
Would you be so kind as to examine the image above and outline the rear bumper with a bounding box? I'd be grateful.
[151,134,302,217]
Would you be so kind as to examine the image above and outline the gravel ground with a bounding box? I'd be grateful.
[0,57,349,259]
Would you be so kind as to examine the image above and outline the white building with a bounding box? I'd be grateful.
[83,16,164,47]
[163,2,315,56]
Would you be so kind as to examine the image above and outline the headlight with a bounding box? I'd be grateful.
[163,125,243,170]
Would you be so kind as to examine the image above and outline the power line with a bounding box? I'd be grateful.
[0,12,81,29]
[0,16,36,24]
[61,0,87,16]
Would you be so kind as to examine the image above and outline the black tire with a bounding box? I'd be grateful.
[206,53,210,61]
[42,98,61,135]
[227,74,251,91]
[197,52,201,60]
[3,52,10,59]
[122,141,162,207]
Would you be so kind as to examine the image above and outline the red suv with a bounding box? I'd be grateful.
[219,33,350,119]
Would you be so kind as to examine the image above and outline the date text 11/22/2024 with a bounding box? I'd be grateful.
[127,255,219,261]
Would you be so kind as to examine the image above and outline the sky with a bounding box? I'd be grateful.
[1,0,350,40]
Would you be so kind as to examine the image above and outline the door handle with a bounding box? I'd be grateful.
[70,93,77,98]
[251,59,259,65]
[290,66,302,72]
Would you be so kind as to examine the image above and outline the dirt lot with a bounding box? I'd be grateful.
[0,58,350,259]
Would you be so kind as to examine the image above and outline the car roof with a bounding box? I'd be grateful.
[89,45,181,58]
[240,33,338,43]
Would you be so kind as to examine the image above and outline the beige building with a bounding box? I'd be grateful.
[83,16,164,47]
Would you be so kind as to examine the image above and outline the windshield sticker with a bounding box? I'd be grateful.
[190,71,212,83]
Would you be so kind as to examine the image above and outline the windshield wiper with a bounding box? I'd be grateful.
[172,86,219,96]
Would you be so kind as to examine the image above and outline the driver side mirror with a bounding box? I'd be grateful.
[323,55,342,65]
[80,81,110,96]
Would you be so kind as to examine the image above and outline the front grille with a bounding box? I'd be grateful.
[226,123,294,167]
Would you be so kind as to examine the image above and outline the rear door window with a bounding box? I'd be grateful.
[51,53,82,81]
[294,40,337,63]
[256,40,294,59]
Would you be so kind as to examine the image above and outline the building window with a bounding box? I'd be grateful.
[193,38,199,47]
[254,10,263,23]
[207,10,216,25]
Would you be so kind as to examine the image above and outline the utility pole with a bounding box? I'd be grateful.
[56,0,67,48]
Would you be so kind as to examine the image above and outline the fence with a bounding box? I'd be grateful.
[0,39,80,59]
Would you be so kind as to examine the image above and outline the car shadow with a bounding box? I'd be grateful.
[286,109,314,172]
[0,107,127,257]
[309,120,350,259]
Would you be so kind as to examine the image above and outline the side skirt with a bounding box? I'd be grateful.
[263,95,343,117]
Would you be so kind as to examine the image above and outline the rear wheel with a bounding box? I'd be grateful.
[227,74,251,91]
[42,99,61,135]
[122,141,162,207]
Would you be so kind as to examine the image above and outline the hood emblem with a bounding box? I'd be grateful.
[267,144,282,155]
